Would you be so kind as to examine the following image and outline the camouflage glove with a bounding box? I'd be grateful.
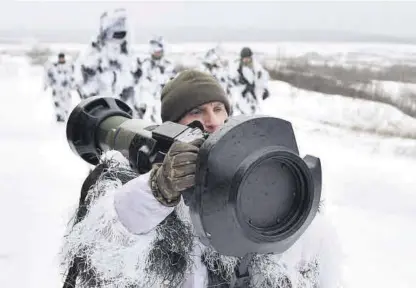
[149,138,205,207]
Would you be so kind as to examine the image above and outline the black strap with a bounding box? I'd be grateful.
[230,253,255,288]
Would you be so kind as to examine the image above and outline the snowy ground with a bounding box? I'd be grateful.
[0,56,88,287]
[263,80,416,139]
[1,47,416,288]
[260,79,416,288]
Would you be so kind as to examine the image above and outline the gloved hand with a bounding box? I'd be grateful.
[149,138,205,207]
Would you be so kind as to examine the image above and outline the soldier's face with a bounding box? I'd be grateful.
[112,31,126,40]
[241,57,252,66]
[178,101,228,133]
[58,57,65,64]
[152,51,163,60]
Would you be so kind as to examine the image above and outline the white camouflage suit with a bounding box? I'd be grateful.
[134,36,176,124]
[73,8,140,107]
[198,48,233,102]
[229,47,270,116]
[43,54,75,122]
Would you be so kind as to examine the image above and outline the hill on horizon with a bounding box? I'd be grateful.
[1,27,416,44]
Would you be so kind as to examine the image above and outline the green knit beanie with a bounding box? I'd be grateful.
[160,69,231,122]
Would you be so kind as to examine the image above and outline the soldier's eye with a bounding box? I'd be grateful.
[189,109,201,115]
[214,105,225,113]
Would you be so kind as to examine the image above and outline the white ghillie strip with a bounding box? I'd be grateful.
[61,179,156,287]
[60,151,158,288]
[175,199,193,227]
[99,150,130,167]
[85,150,134,208]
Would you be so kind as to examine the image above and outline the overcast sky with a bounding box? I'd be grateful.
[0,1,414,37]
